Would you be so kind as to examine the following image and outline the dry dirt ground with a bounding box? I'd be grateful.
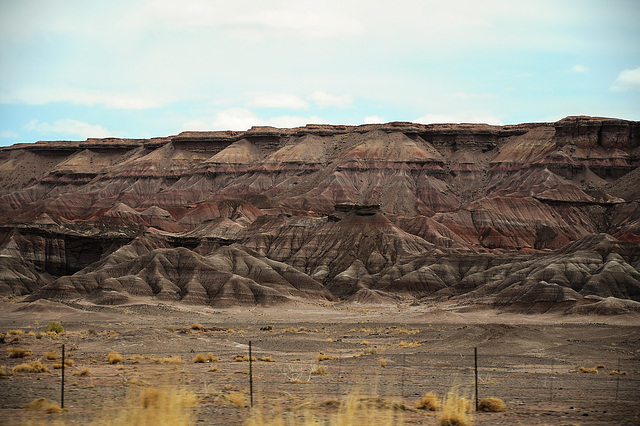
[1,297,639,425]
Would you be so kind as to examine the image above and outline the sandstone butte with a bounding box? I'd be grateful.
[0,115,639,314]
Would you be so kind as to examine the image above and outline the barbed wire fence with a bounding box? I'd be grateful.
[2,342,639,416]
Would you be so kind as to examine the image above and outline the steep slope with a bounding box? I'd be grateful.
[1,116,639,310]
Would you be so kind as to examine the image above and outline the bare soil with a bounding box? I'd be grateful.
[1,297,639,425]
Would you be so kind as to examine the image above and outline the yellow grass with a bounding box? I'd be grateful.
[73,368,92,377]
[0,365,7,376]
[25,398,63,414]
[260,356,274,362]
[416,392,439,411]
[190,323,204,331]
[227,391,247,407]
[8,329,24,336]
[311,365,328,375]
[7,347,32,358]
[579,367,598,374]
[192,353,208,363]
[478,397,507,412]
[108,352,124,364]
[317,353,337,361]
[45,351,58,360]
[92,386,198,425]
[13,361,50,374]
[438,387,472,426]
[154,356,184,364]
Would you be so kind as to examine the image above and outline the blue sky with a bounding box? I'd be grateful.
[1,0,639,146]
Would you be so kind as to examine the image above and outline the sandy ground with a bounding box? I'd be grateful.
[1,297,639,425]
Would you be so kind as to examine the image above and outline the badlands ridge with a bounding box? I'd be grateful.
[1,116,639,313]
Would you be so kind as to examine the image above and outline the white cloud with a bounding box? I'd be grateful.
[24,119,113,139]
[611,67,640,91]
[415,113,503,126]
[183,108,327,131]
[451,92,496,100]
[144,1,365,40]
[308,91,353,109]
[0,130,19,138]
[246,92,309,109]
[363,115,386,124]
[571,64,589,73]
[1,86,164,109]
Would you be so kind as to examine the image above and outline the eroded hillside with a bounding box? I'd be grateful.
[1,116,639,313]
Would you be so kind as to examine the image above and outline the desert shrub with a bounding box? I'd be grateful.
[8,329,24,336]
[0,365,7,376]
[190,323,203,331]
[398,341,421,348]
[234,355,257,362]
[317,353,337,361]
[13,361,50,374]
[439,387,472,426]
[311,365,328,375]
[27,331,36,338]
[209,364,219,372]
[206,353,218,362]
[53,360,74,369]
[44,351,58,360]
[380,358,388,368]
[45,321,64,334]
[360,340,371,345]
[416,392,439,411]
[7,347,32,358]
[25,398,62,414]
[596,364,606,369]
[108,352,124,364]
[478,397,507,412]
[73,368,92,377]
[192,353,207,363]
[579,367,598,374]
[260,356,274,362]
[88,328,97,335]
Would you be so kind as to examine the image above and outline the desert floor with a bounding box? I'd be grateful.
[1,297,639,425]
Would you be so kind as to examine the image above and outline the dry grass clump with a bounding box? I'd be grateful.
[44,351,58,360]
[311,365,328,375]
[0,365,8,376]
[226,391,247,407]
[579,366,598,374]
[380,358,388,368]
[53,359,74,369]
[108,352,124,364]
[190,323,204,331]
[478,397,507,412]
[317,353,337,361]
[192,353,207,363]
[397,341,422,348]
[25,398,63,414]
[416,392,440,411]
[94,386,198,425]
[73,368,92,377]
[7,347,32,358]
[8,329,24,336]
[45,321,64,334]
[13,361,50,374]
[234,355,257,362]
[360,340,371,345]
[260,356,274,362]
[439,387,472,426]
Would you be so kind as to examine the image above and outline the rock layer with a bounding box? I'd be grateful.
[1,116,639,312]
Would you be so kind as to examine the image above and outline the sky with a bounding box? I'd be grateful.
[0,0,639,146]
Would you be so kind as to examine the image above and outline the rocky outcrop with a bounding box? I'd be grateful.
[1,117,639,311]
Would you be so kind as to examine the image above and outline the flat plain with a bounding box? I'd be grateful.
[1,297,639,425]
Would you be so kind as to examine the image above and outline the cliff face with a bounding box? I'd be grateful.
[2,116,639,312]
